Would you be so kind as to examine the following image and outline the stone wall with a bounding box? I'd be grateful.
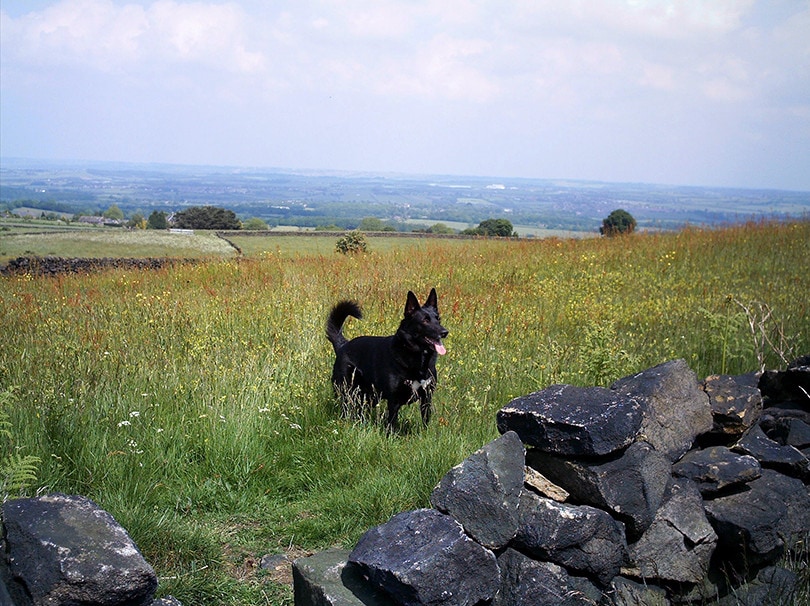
[294,357,810,605]
[0,256,197,277]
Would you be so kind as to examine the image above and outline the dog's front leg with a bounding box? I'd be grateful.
[385,398,407,431]
[419,395,432,427]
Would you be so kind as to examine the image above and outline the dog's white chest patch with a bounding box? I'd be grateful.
[408,377,433,393]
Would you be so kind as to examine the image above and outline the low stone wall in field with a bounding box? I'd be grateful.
[0,256,197,277]
[294,357,810,606]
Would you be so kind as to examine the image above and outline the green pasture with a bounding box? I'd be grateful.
[0,219,595,263]
[227,233,483,258]
[1,220,808,604]
[0,226,236,261]
[0,225,469,261]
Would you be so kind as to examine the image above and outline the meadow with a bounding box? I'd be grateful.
[1,220,808,605]
[0,223,237,261]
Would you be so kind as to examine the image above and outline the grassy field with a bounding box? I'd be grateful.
[1,223,472,261]
[0,224,237,261]
[227,232,484,258]
[1,220,808,604]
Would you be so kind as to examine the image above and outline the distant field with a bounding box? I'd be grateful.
[0,226,236,261]
[402,218,597,238]
[1,222,587,262]
[227,232,484,258]
[7,206,74,220]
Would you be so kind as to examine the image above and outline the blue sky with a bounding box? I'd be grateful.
[2,0,809,190]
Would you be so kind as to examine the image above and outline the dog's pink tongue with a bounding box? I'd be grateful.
[435,341,447,355]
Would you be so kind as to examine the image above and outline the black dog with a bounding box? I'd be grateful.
[326,288,448,429]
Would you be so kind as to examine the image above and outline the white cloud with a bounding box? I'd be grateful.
[1,0,264,73]
[147,0,264,72]
[1,0,148,70]
[639,62,676,91]
[0,0,780,105]
[373,34,498,101]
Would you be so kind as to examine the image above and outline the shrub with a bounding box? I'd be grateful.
[335,230,369,254]
[425,223,456,235]
[242,217,269,231]
[358,217,396,232]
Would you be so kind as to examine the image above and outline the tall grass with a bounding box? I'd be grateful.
[1,220,808,604]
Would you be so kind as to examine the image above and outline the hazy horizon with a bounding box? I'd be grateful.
[2,1,809,191]
[5,154,810,195]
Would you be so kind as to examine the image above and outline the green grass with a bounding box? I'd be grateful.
[0,226,237,261]
[227,232,482,258]
[0,221,590,262]
[1,220,808,604]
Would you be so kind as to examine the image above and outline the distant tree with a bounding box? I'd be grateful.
[358,217,396,232]
[463,218,515,237]
[173,206,241,230]
[335,230,369,254]
[103,204,124,221]
[600,209,637,236]
[243,217,269,230]
[127,212,146,229]
[315,224,342,231]
[426,223,456,235]
[146,211,168,230]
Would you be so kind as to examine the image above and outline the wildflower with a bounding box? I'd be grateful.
[117,420,131,427]
[129,411,140,418]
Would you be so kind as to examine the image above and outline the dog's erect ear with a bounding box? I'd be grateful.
[424,288,438,310]
[404,291,421,317]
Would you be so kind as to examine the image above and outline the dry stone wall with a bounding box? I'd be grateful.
[0,256,196,277]
[294,357,810,606]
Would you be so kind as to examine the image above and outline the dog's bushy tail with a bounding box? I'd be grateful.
[326,301,362,353]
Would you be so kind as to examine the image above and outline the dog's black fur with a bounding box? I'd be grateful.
[326,288,448,429]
